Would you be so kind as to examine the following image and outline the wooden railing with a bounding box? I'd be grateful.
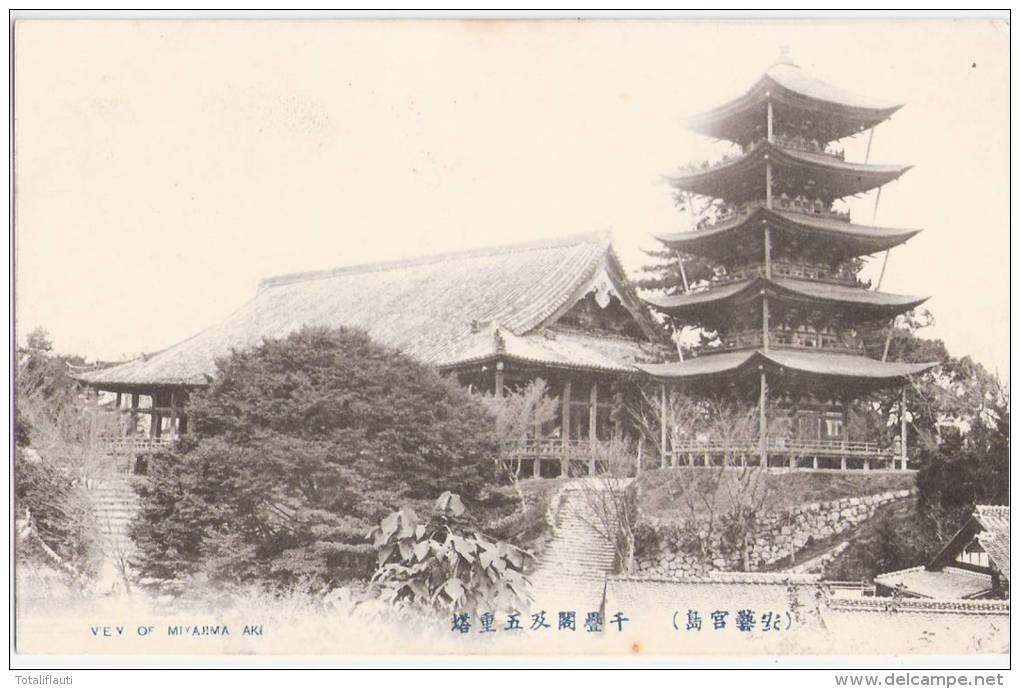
[98,436,175,455]
[502,438,595,459]
[670,437,890,457]
[709,199,851,226]
[689,261,857,293]
[718,329,864,356]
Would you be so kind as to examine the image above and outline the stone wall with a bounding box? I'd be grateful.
[635,488,915,578]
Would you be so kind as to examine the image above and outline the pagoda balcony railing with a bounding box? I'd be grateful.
[773,194,851,221]
[758,134,846,160]
[98,435,175,455]
[679,136,845,177]
[709,198,850,227]
[714,329,864,356]
[711,261,857,287]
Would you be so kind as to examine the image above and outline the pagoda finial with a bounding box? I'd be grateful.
[774,45,797,67]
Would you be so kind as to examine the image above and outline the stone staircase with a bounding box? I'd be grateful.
[527,480,622,612]
[87,475,141,562]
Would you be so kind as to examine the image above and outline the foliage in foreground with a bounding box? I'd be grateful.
[15,448,101,578]
[370,491,533,612]
[15,329,104,577]
[131,326,501,590]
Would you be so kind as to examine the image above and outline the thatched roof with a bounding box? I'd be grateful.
[76,232,662,390]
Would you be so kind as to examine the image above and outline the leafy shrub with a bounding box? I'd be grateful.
[369,491,533,612]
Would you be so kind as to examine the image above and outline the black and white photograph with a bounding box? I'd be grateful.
[9,12,1012,676]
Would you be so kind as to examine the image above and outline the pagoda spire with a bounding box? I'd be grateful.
[773,45,796,67]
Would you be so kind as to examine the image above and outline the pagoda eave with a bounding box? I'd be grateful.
[667,143,911,202]
[644,276,928,323]
[654,207,922,262]
[638,349,936,394]
[685,66,904,144]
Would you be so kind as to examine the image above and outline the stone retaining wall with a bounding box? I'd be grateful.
[635,488,915,578]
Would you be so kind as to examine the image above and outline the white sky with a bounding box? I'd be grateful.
[14,19,1010,377]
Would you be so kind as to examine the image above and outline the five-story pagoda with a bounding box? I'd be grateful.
[639,52,936,470]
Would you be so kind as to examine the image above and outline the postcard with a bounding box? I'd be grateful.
[11,15,1010,667]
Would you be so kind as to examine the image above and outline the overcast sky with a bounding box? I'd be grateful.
[14,18,1010,377]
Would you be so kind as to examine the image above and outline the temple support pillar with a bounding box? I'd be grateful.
[129,393,139,436]
[561,380,571,477]
[169,390,179,440]
[149,394,160,439]
[494,361,504,398]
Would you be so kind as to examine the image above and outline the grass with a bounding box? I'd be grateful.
[633,467,916,520]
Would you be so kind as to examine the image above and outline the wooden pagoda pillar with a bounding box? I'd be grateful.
[758,368,768,468]
[760,96,773,470]
[900,385,909,470]
[660,383,668,468]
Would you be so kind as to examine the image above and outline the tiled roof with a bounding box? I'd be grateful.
[975,505,1010,582]
[874,565,994,600]
[76,232,660,388]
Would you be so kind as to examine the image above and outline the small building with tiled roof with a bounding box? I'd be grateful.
[76,231,669,476]
[875,505,1009,600]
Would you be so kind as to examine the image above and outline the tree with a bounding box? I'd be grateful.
[26,326,54,352]
[16,330,120,487]
[573,441,641,573]
[475,379,558,510]
[131,326,501,591]
[915,391,1009,540]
